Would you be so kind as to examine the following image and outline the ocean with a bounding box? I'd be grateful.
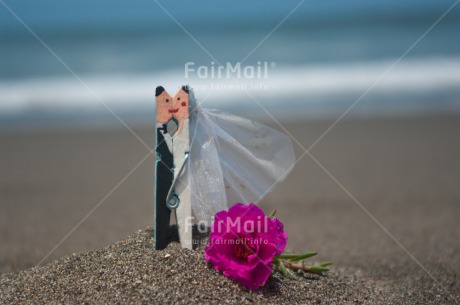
[1,0,460,130]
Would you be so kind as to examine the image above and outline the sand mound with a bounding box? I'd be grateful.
[0,228,383,304]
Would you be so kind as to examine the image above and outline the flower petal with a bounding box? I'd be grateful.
[205,203,286,290]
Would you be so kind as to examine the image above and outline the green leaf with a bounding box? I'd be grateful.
[309,265,329,272]
[276,254,297,260]
[276,254,295,259]
[272,258,280,271]
[277,252,317,260]
[284,252,318,262]
[268,209,277,219]
[319,261,332,267]
[278,262,291,278]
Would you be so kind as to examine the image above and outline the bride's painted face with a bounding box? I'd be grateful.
[172,86,190,122]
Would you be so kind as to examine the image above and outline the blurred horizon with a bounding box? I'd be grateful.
[1,0,460,131]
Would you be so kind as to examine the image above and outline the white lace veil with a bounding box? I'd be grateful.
[187,91,295,225]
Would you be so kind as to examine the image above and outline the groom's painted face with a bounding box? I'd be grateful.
[155,86,173,124]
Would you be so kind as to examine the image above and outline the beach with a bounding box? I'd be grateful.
[1,115,459,303]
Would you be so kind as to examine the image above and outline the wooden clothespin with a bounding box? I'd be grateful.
[154,85,194,250]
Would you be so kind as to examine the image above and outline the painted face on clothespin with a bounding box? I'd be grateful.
[155,86,174,124]
[172,86,190,122]
[155,85,191,137]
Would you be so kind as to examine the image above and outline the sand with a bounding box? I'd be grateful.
[1,115,460,303]
[0,228,387,304]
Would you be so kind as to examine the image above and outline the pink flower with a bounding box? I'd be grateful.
[205,203,288,290]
